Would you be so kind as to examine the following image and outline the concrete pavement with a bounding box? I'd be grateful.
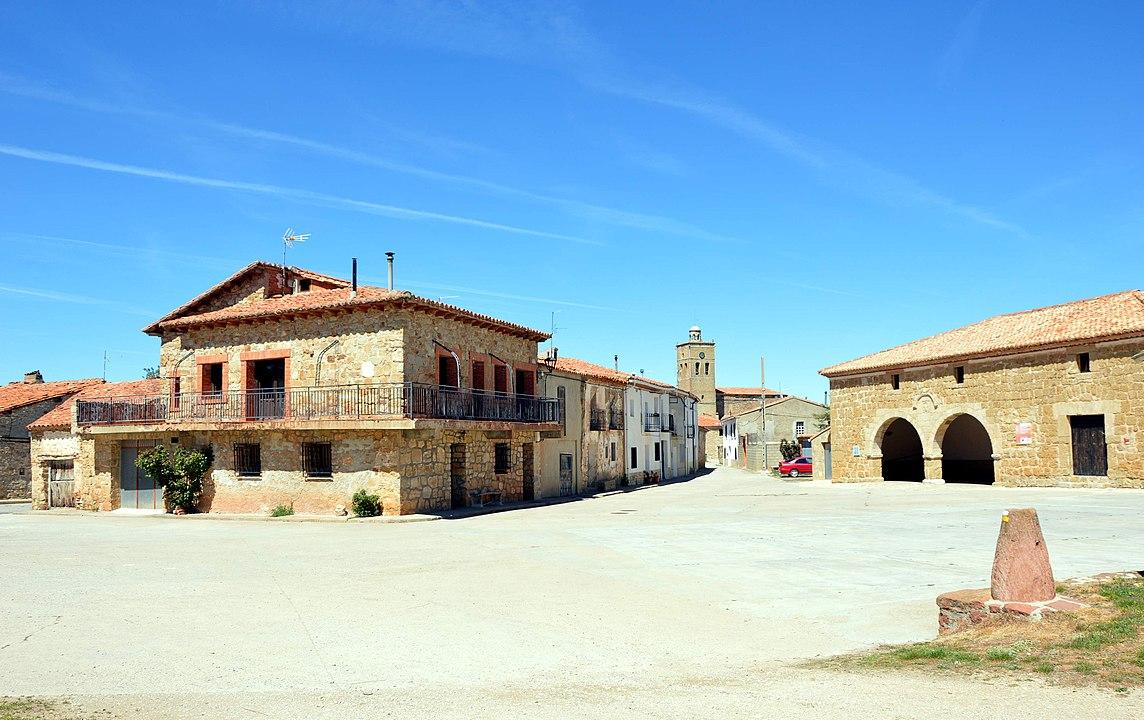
[0,467,1140,718]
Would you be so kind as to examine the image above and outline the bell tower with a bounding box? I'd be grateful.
[676,325,717,417]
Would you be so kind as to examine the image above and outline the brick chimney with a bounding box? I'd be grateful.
[23,370,44,384]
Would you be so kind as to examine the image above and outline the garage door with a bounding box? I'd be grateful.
[120,443,164,510]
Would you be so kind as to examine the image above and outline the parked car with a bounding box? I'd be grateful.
[779,456,812,478]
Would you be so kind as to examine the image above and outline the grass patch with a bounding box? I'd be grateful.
[269,503,294,517]
[816,575,1144,689]
[0,698,76,720]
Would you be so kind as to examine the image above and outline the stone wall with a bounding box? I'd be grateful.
[59,427,536,515]
[827,338,1144,488]
[581,382,625,491]
[1,399,67,499]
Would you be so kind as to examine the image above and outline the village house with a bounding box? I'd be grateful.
[820,290,1144,488]
[29,259,562,515]
[0,372,102,500]
[623,375,700,484]
[534,356,629,496]
[719,395,827,472]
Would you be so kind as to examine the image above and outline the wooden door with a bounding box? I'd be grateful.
[1070,415,1107,476]
[48,460,75,508]
[449,443,466,509]
[559,453,574,496]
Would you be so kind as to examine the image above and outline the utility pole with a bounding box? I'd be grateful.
[760,355,767,471]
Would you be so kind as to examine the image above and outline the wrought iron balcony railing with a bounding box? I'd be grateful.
[589,408,606,431]
[608,408,624,430]
[76,383,562,426]
[643,413,662,433]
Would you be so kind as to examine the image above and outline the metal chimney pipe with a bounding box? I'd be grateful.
[351,257,358,294]
[385,251,394,290]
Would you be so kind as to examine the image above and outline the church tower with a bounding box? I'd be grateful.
[676,326,717,417]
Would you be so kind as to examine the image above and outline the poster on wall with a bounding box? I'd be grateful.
[1014,422,1033,445]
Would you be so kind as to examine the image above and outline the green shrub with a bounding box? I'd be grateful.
[891,644,979,664]
[351,489,382,517]
[136,445,212,513]
[269,503,294,517]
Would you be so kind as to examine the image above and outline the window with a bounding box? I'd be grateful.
[955,366,965,384]
[1077,353,1091,373]
[556,386,567,427]
[471,361,486,391]
[494,443,510,474]
[694,362,699,376]
[653,442,660,461]
[891,373,900,390]
[704,362,709,375]
[493,363,509,393]
[302,442,332,478]
[438,354,458,387]
[610,442,616,462]
[201,362,224,396]
[795,421,805,436]
[299,279,311,292]
[630,447,638,469]
[172,377,181,410]
[234,443,261,478]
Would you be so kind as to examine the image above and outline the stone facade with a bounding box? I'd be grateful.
[1,399,68,499]
[676,327,716,417]
[826,339,1144,488]
[536,368,626,497]
[36,427,536,515]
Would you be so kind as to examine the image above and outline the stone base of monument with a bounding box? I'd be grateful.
[936,588,1087,635]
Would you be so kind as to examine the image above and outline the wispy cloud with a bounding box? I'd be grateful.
[398,279,627,313]
[2,232,237,269]
[588,77,1026,236]
[0,143,601,245]
[0,75,739,244]
[0,283,155,317]
[938,0,992,84]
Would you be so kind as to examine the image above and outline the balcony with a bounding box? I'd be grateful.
[608,407,624,430]
[643,413,662,433]
[76,383,563,427]
[589,408,606,431]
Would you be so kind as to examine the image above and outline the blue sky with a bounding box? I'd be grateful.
[1,1,1142,400]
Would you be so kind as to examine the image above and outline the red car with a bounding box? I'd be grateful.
[779,456,812,478]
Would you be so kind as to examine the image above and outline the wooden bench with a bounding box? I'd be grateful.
[468,487,503,508]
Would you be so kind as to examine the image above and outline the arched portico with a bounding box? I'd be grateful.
[876,417,925,482]
[937,413,996,484]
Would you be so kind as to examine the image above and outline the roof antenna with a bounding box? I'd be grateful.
[282,228,309,289]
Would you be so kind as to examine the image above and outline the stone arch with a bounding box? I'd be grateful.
[936,413,995,485]
[875,416,925,482]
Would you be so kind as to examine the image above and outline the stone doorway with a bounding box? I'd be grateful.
[940,414,995,484]
[449,443,466,509]
[880,418,924,482]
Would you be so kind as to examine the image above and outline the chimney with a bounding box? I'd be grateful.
[351,257,358,297]
[614,355,619,371]
[23,370,44,384]
[386,251,395,291]
[292,277,301,294]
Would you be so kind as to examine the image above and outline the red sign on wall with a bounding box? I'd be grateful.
[1014,422,1033,445]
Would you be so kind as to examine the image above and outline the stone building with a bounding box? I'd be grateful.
[0,372,101,500]
[535,356,629,496]
[820,290,1144,488]
[720,395,827,471]
[30,261,562,514]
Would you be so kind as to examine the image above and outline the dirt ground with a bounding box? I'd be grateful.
[1,467,1140,718]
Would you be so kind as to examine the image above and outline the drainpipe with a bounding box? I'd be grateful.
[316,340,340,386]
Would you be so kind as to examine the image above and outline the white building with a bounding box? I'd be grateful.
[624,376,699,483]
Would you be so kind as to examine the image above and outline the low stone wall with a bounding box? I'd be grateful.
[936,588,1085,634]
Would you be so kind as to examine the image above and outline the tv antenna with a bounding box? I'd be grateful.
[281,228,310,286]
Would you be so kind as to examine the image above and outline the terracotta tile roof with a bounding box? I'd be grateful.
[143,261,350,334]
[546,356,631,385]
[28,378,163,431]
[718,386,785,397]
[0,378,103,416]
[698,414,721,429]
[149,277,550,341]
[820,290,1144,378]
